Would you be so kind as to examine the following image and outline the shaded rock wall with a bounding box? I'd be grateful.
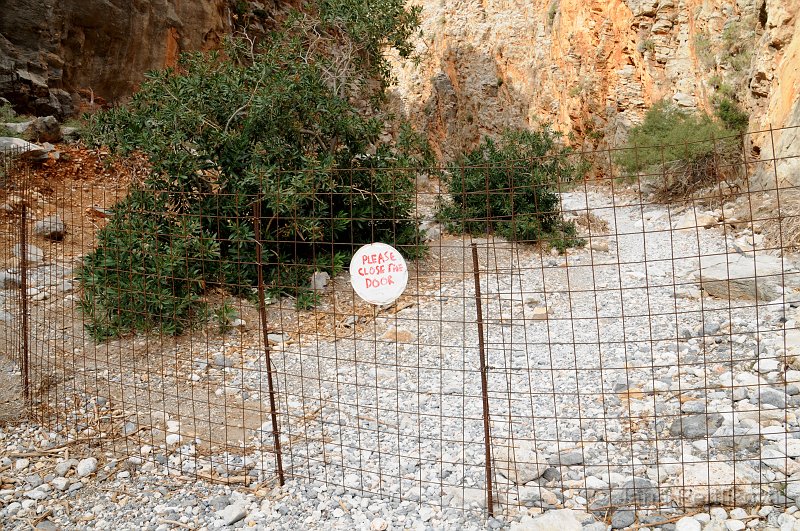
[0,0,231,118]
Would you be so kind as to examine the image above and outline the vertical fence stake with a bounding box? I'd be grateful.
[19,203,30,407]
[471,242,494,516]
[253,199,285,486]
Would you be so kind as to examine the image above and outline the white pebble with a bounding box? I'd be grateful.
[77,457,98,478]
[675,516,702,531]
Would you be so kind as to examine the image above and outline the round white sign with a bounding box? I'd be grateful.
[349,243,408,305]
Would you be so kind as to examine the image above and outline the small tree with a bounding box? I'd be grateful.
[438,128,584,251]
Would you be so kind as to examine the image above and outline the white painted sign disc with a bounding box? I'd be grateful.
[349,243,408,305]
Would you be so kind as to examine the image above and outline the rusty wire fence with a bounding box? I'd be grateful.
[2,126,800,524]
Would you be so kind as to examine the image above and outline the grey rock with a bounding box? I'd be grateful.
[28,116,62,143]
[25,474,43,488]
[123,421,138,435]
[680,400,706,413]
[62,126,81,142]
[548,451,584,466]
[213,353,235,368]
[0,137,47,157]
[25,486,50,500]
[711,426,760,451]
[611,477,659,505]
[310,270,330,291]
[217,503,248,525]
[51,477,70,491]
[699,253,786,301]
[0,121,31,134]
[209,495,231,511]
[0,271,21,289]
[33,215,66,240]
[267,333,288,345]
[611,508,636,529]
[12,243,44,263]
[487,517,504,529]
[517,485,545,506]
[757,387,787,408]
[494,439,547,485]
[541,467,561,482]
[673,92,697,108]
[640,515,672,527]
[76,457,97,477]
[34,519,59,531]
[54,459,77,477]
[669,414,724,439]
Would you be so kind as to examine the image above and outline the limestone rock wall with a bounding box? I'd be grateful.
[0,0,231,118]
[390,0,800,161]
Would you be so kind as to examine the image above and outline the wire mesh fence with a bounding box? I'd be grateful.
[2,125,800,524]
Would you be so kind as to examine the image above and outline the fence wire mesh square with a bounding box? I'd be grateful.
[1,126,800,524]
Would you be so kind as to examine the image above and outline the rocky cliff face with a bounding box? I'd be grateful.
[390,0,799,163]
[0,0,231,118]
[1,0,796,183]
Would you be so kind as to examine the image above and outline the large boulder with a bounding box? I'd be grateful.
[33,215,66,240]
[0,137,48,158]
[671,462,756,507]
[698,252,794,301]
[27,116,61,143]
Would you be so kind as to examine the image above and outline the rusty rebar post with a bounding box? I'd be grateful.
[19,203,30,406]
[471,242,494,516]
[253,199,285,486]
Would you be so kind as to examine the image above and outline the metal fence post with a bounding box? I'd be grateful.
[19,203,30,407]
[471,242,494,516]
[253,199,286,486]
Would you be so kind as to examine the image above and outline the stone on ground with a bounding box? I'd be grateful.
[33,215,66,240]
[494,439,547,485]
[699,253,789,301]
[510,509,582,531]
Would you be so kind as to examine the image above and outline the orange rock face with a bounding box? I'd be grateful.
[391,0,800,159]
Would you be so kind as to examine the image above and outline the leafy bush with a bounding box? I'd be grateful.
[0,102,20,123]
[438,128,584,251]
[714,97,749,132]
[80,1,426,340]
[616,100,743,196]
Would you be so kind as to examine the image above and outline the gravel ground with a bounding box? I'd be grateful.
[2,186,800,530]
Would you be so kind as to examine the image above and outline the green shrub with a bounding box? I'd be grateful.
[80,1,426,340]
[637,38,656,54]
[714,97,749,132]
[438,128,584,251]
[547,1,559,27]
[616,100,743,196]
[694,33,716,71]
[0,102,21,123]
